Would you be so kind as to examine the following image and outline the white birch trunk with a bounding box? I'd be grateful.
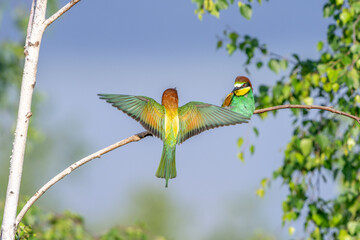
[0,1,47,239]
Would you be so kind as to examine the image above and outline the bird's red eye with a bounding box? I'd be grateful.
[242,83,249,88]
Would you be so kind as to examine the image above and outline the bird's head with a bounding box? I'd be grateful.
[232,76,252,96]
[162,88,179,108]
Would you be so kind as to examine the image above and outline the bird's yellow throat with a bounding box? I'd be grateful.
[234,86,251,96]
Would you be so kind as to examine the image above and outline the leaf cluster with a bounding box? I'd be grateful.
[196,0,360,238]
[192,0,266,20]
[0,199,163,240]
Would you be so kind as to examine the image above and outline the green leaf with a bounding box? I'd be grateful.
[253,127,259,137]
[356,59,360,69]
[256,61,263,69]
[284,211,297,221]
[323,3,334,18]
[237,137,244,148]
[338,229,351,240]
[260,178,268,188]
[228,32,239,42]
[339,8,351,24]
[317,64,327,74]
[347,138,356,151]
[330,213,343,226]
[250,145,255,155]
[204,0,214,11]
[282,85,291,98]
[300,138,312,156]
[350,44,360,54]
[317,41,324,51]
[347,221,359,235]
[237,152,245,162]
[303,97,314,105]
[216,0,229,9]
[279,59,288,70]
[326,68,338,83]
[226,43,236,55]
[332,82,339,92]
[349,68,359,89]
[255,188,265,198]
[342,55,352,65]
[216,40,223,49]
[355,95,360,103]
[268,59,281,74]
[324,82,332,92]
[260,46,267,54]
[239,4,252,20]
[336,0,344,6]
[353,2,360,13]
[288,226,295,236]
[315,134,329,151]
[312,213,326,226]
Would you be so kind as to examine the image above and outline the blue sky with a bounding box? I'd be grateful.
[3,0,331,238]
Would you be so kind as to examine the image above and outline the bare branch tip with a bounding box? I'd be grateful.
[43,0,81,28]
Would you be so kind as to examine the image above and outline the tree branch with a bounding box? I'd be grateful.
[253,104,360,125]
[43,0,81,29]
[25,0,36,47]
[1,0,48,239]
[14,104,360,228]
[15,131,152,227]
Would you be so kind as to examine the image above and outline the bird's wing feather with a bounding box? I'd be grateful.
[222,92,234,107]
[177,101,249,144]
[98,94,165,140]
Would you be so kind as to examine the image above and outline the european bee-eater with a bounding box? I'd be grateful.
[222,76,255,118]
[99,88,249,187]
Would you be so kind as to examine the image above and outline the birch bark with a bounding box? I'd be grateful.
[0,0,47,239]
[1,0,81,238]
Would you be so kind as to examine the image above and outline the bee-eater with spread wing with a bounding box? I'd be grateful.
[99,88,249,187]
[222,76,255,118]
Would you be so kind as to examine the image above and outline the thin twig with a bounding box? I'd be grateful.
[15,131,152,226]
[254,104,360,125]
[43,0,81,29]
[258,46,297,65]
[15,104,360,227]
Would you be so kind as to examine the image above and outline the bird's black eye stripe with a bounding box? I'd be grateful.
[241,82,249,88]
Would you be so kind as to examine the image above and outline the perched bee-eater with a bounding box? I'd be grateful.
[99,88,249,187]
[222,76,255,118]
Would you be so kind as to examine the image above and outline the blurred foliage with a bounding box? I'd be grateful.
[0,199,165,240]
[194,0,360,238]
[205,195,277,240]
[0,191,276,240]
[123,187,182,239]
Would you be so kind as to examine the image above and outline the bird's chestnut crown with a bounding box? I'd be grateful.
[162,88,179,108]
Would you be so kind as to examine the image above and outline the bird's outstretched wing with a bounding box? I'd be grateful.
[98,94,165,140]
[177,101,249,144]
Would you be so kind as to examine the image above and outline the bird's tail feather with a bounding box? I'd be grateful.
[156,143,176,187]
